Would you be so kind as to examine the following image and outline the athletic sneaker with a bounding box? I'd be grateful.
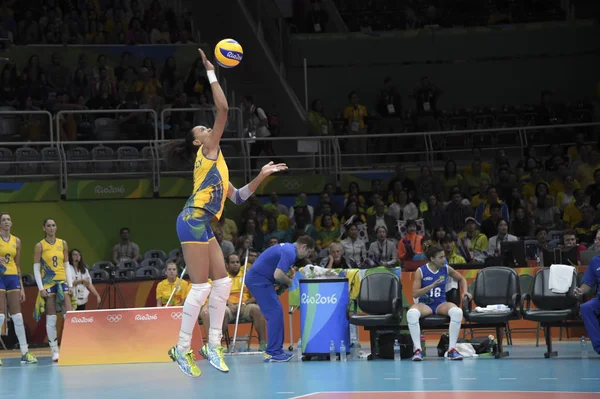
[263,352,293,363]
[411,349,423,361]
[200,344,229,373]
[169,345,201,377]
[21,353,38,364]
[447,348,464,361]
[51,351,59,363]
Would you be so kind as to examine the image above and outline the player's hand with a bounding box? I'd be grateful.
[40,289,48,299]
[574,287,584,297]
[198,48,214,71]
[433,276,445,287]
[96,294,101,305]
[260,161,288,177]
[20,288,26,303]
[463,292,473,301]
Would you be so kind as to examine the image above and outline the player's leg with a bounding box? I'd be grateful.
[169,209,213,377]
[0,280,5,366]
[6,282,37,364]
[580,297,600,354]
[436,302,464,360]
[407,303,432,361]
[62,284,72,312]
[246,304,267,350]
[201,236,232,372]
[44,287,60,362]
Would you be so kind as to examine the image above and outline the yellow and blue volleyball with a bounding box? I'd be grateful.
[214,39,243,68]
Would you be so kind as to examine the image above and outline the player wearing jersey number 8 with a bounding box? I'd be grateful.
[162,48,288,378]
[33,218,74,362]
[0,213,37,366]
[407,245,470,361]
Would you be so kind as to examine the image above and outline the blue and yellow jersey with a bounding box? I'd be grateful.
[184,145,229,219]
[40,238,66,287]
[0,235,18,275]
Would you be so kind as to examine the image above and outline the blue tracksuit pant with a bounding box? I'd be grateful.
[245,271,284,356]
[581,297,600,354]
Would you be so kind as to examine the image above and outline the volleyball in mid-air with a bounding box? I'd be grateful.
[214,39,243,68]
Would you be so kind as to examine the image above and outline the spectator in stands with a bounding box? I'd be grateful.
[469,179,489,210]
[480,202,503,239]
[235,236,252,257]
[69,249,101,310]
[366,200,396,242]
[587,229,600,251]
[487,219,518,257]
[241,217,264,252]
[416,166,441,206]
[568,133,591,162]
[475,186,509,224]
[161,57,182,101]
[575,205,600,246]
[534,194,561,230]
[422,194,443,234]
[211,213,238,243]
[495,166,514,202]
[411,76,442,132]
[344,182,365,208]
[242,95,276,170]
[46,53,70,93]
[398,219,424,261]
[535,227,551,253]
[114,52,132,82]
[510,206,534,238]
[287,209,317,242]
[457,217,488,263]
[289,194,314,222]
[70,68,91,101]
[340,198,367,227]
[305,0,328,33]
[443,160,463,200]
[562,229,587,264]
[443,188,472,236]
[263,204,290,232]
[343,91,368,164]
[523,167,548,200]
[549,163,580,196]
[151,20,171,44]
[112,227,141,265]
[556,174,577,211]
[268,192,289,217]
[88,80,118,109]
[388,165,416,194]
[585,168,600,210]
[265,238,279,248]
[367,226,398,267]
[463,162,490,198]
[156,261,190,307]
[126,17,149,44]
[18,10,40,44]
[340,223,366,266]
[214,226,235,260]
[314,202,339,230]
[388,188,418,222]
[563,188,585,228]
[316,214,340,252]
[263,216,287,249]
[464,148,492,177]
[308,99,334,136]
[376,76,403,158]
[322,242,354,269]
[442,236,465,265]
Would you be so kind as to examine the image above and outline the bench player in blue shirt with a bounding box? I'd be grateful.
[407,245,471,361]
[245,236,315,362]
[575,254,600,355]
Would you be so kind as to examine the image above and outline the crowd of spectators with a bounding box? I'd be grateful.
[0,0,195,45]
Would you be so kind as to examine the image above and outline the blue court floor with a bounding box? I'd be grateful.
[0,342,598,399]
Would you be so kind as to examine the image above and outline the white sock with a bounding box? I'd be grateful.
[46,315,58,351]
[407,308,422,351]
[177,283,211,352]
[11,313,29,355]
[208,277,232,348]
[448,307,463,349]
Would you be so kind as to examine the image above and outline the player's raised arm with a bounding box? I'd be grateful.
[227,162,288,205]
[198,48,228,152]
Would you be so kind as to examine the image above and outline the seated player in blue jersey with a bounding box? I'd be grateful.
[574,254,600,355]
[245,236,315,362]
[407,245,471,361]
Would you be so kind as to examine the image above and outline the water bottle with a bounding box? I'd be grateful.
[393,339,401,361]
[329,340,336,361]
[581,336,589,359]
[340,340,347,362]
[420,334,427,357]
[297,338,302,359]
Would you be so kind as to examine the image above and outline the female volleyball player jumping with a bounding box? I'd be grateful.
[165,48,287,378]
[0,213,38,366]
[33,218,73,362]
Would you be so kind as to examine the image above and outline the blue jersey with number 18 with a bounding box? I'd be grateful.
[417,264,448,307]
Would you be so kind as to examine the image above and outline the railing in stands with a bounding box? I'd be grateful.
[0,109,598,195]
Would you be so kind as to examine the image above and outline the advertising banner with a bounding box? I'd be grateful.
[0,181,60,203]
[66,179,153,200]
[59,306,202,366]
[299,278,349,356]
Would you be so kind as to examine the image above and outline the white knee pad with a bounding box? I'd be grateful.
[0,313,5,329]
[210,277,232,302]
[186,283,211,308]
[11,312,24,327]
[407,308,421,325]
[448,307,463,322]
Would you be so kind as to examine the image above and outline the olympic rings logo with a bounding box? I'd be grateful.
[282,179,302,190]
[107,315,123,323]
[170,312,182,320]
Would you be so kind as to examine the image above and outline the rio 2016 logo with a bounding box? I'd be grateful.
[301,293,337,305]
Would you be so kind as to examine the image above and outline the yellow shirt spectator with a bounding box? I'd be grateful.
[315,214,340,230]
[261,213,290,232]
[135,79,162,97]
[343,105,368,131]
[446,252,466,264]
[457,231,489,254]
[576,162,600,189]
[308,106,333,136]
[228,272,251,305]
[522,180,549,200]
[563,202,583,228]
[549,178,580,197]
[156,278,190,306]
[211,218,238,242]
[463,162,491,177]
